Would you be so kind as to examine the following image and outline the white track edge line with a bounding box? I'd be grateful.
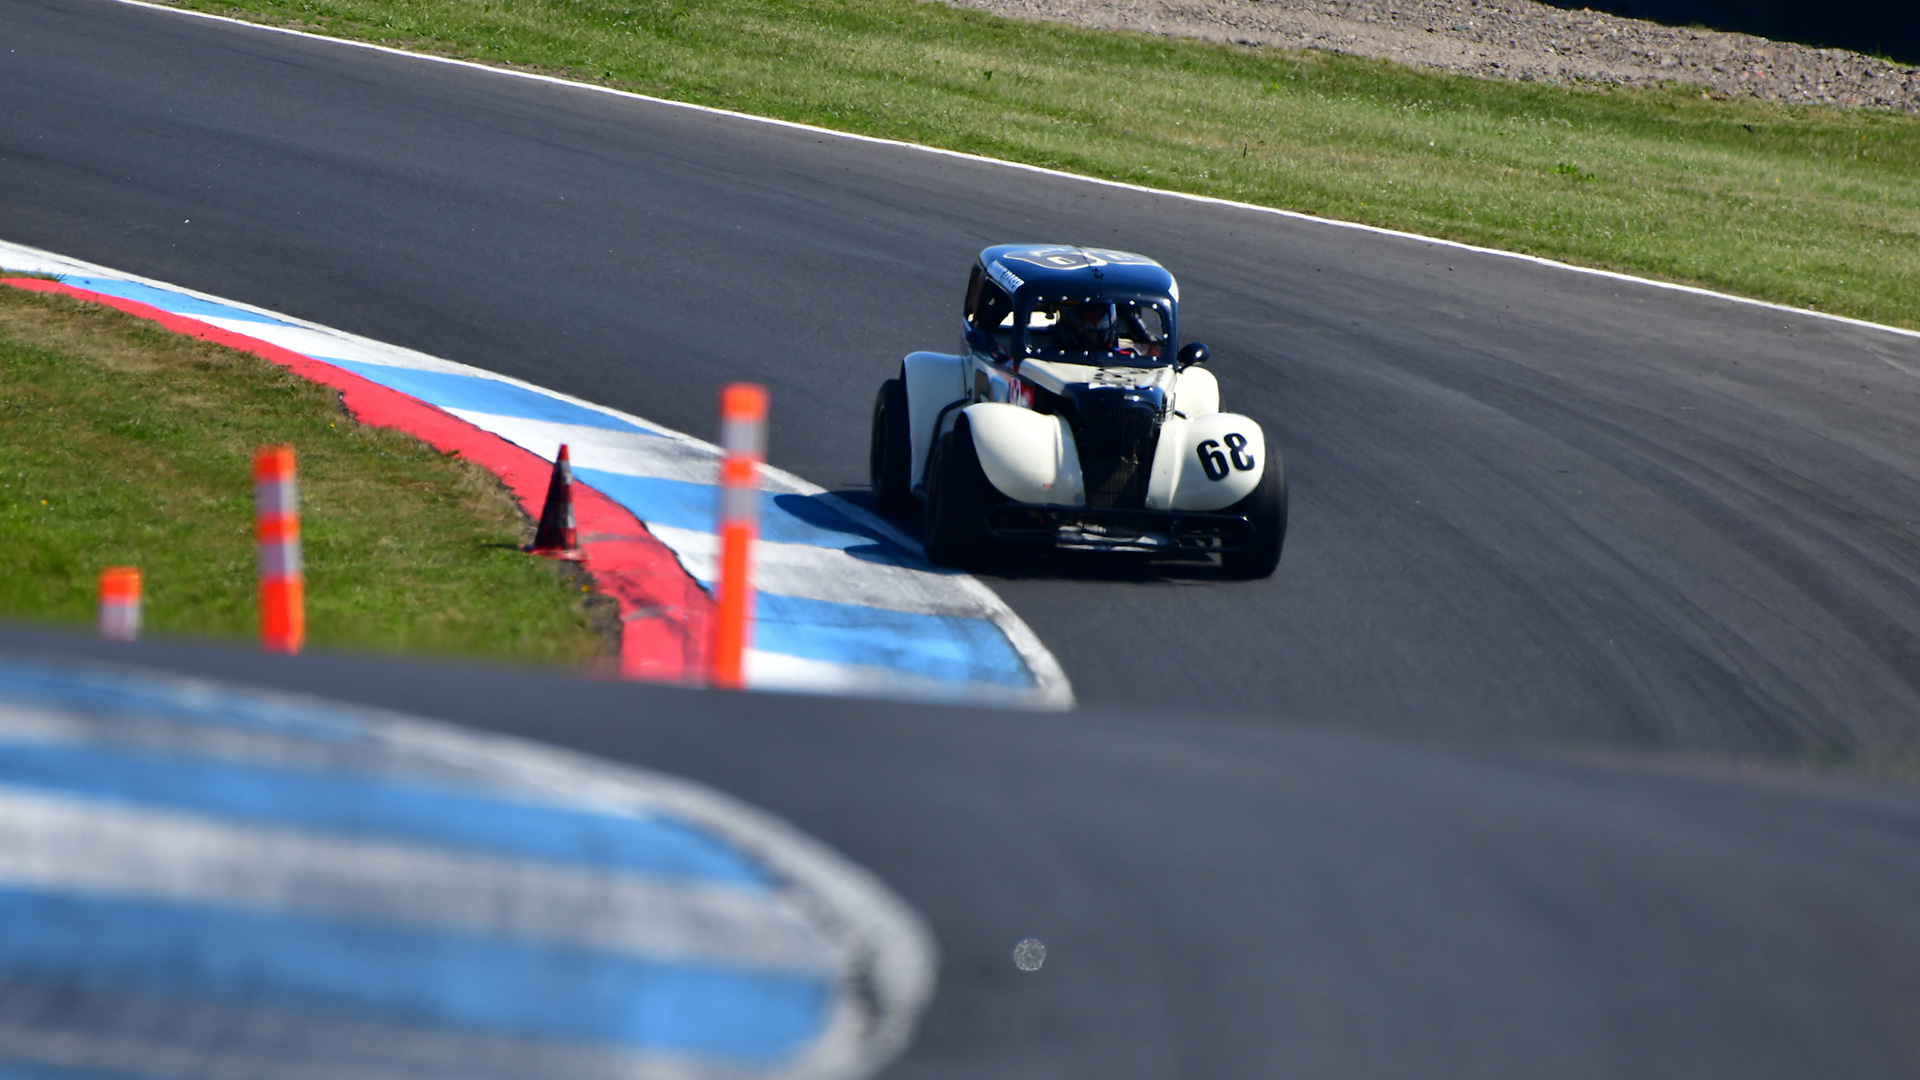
[0,237,1076,710]
[105,0,1920,346]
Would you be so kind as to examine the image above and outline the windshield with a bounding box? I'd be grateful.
[1019,298,1171,365]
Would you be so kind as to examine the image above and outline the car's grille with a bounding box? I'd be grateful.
[1076,404,1161,509]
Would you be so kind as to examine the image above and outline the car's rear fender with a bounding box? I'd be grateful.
[903,351,967,489]
[1146,413,1266,511]
[962,403,1087,507]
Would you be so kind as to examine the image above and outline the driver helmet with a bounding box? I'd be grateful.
[1058,301,1116,351]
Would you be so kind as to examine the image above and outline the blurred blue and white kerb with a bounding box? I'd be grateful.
[0,657,937,1080]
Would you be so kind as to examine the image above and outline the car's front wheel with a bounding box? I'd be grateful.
[1219,445,1286,579]
[922,420,1002,569]
[870,377,913,513]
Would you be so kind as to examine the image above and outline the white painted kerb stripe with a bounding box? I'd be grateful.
[0,785,835,973]
[94,0,1920,347]
[448,411,718,485]
[650,525,987,618]
[745,650,1042,706]
[0,1010,720,1080]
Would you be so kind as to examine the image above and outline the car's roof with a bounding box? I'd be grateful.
[979,245,1177,302]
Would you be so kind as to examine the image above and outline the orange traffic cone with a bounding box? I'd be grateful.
[526,444,584,560]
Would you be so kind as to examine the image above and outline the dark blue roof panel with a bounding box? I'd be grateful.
[980,245,1177,302]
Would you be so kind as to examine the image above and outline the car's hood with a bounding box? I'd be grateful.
[1019,359,1176,396]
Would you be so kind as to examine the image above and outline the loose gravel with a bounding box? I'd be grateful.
[938,0,1920,113]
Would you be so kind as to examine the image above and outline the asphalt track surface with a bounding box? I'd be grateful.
[11,0,1920,755]
[6,627,1920,1080]
[7,2,1920,1073]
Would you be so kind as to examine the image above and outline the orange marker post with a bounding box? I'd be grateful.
[254,444,305,654]
[97,567,142,642]
[711,384,767,690]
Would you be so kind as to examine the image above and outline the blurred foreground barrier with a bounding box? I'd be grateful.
[254,444,304,654]
[96,567,141,642]
[0,655,936,1080]
[712,384,767,690]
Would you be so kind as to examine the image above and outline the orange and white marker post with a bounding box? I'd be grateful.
[711,383,767,690]
[254,444,305,654]
[97,567,142,642]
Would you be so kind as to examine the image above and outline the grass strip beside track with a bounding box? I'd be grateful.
[164,0,1920,330]
[0,285,616,663]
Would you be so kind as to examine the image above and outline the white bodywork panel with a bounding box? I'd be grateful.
[903,351,967,489]
[962,404,1086,506]
[1146,413,1267,511]
[1171,366,1219,418]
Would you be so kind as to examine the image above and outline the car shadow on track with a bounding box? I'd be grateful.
[829,489,1245,584]
[976,550,1241,585]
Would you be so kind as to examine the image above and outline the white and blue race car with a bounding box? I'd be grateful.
[871,245,1285,577]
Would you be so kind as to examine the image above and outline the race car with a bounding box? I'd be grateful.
[869,244,1286,577]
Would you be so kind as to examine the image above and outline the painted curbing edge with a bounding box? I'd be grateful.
[0,274,716,683]
[0,238,1073,708]
[813,492,1073,710]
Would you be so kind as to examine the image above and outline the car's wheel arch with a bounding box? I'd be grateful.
[959,402,1086,507]
[902,351,968,494]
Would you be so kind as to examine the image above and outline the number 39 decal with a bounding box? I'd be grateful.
[1196,433,1258,481]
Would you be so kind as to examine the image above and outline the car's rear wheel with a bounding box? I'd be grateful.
[923,420,1003,569]
[870,377,913,513]
[1220,445,1286,579]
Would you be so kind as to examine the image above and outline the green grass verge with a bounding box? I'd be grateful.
[0,284,616,663]
[166,0,1920,329]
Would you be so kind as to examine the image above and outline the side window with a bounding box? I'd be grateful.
[965,269,1014,355]
[1116,303,1169,359]
[964,264,985,325]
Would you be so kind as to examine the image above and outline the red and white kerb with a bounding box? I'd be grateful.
[254,444,305,655]
[711,384,767,690]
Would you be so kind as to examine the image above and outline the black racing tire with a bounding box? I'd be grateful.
[869,377,914,513]
[1220,445,1287,579]
[922,420,1003,570]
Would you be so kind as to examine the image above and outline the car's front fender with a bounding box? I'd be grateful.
[962,403,1086,506]
[1172,365,1219,418]
[1146,413,1267,511]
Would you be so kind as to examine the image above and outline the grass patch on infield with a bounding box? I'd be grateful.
[0,284,615,663]
[164,0,1920,328]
